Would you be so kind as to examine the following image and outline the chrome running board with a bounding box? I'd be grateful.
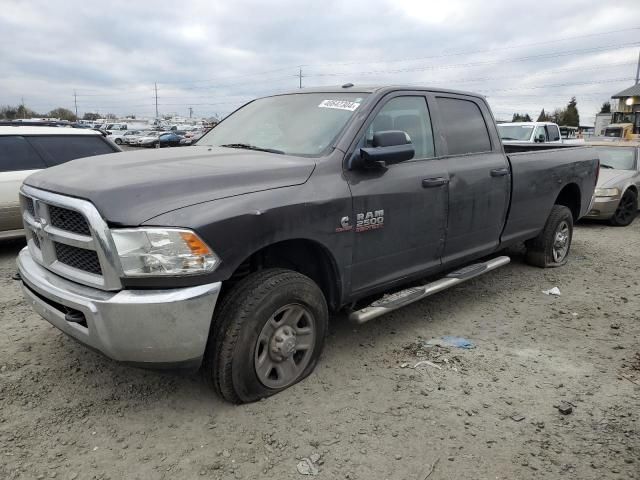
[349,256,510,324]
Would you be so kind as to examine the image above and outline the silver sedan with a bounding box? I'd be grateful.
[586,142,639,226]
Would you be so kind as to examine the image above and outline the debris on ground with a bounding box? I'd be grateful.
[510,414,526,422]
[414,360,442,370]
[426,336,475,349]
[296,455,320,476]
[542,287,561,296]
[557,403,573,415]
[422,458,440,479]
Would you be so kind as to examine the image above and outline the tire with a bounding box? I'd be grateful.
[114,138,122,145]
[609,189,638,227]
[203,268,328,404]
[525,205,573,268]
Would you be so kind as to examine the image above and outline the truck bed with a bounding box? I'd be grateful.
[501,144,598,245]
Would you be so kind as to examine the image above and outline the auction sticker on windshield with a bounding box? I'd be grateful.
[318,99,361,111]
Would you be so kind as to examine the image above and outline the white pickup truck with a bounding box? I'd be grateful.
[498,121,563,144]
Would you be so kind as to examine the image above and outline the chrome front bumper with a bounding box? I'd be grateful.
[17,247,221,367]
[585,196,620,219]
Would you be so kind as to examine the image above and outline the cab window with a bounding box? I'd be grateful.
[363,96,435,159]
[534,126,547,142]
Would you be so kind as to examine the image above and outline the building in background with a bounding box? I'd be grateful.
[610,84,640,134]
[594,112,612,136]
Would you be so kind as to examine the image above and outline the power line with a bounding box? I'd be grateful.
[304,27,640,68]
[148,26,640,87]
[306,42,640,77]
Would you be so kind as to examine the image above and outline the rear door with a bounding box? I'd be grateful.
[0,136,47,233]
[345,93,448,294]
[430,94,510,264]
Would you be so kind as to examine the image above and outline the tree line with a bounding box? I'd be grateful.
[511,96,582,126]
[0,104,117,122]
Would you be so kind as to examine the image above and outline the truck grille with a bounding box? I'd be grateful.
[54,242,102,275]
[20,186,122,290]
[49,205,91,236]
[22,195,36,218]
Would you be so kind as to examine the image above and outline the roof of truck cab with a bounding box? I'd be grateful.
[0,126,101,135]
[269,85,487,99]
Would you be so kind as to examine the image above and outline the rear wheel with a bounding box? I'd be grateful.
[525,205,573,268]
[609,189,637,227]
[114,138,122,145]
[203,269,328,404]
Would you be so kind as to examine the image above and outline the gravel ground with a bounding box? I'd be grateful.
[1,220,639,480]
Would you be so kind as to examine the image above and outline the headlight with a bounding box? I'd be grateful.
[111,228,219,277]
[594,187,620,197]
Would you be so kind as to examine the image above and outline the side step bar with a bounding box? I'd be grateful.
[349,256,510,324]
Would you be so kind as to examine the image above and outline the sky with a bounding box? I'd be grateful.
[1,0,639,124]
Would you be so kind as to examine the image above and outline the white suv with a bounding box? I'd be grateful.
[0,126,120,239]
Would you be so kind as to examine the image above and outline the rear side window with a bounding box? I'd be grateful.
[26,135,116,167]
[436,97,491,155]
[546,125,561,141]
[0,136,46,172]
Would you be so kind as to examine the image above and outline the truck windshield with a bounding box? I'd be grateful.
[497,125,534,141]
[198,93,368,156]
[594,147,636,170]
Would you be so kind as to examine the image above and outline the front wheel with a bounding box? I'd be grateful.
[114,138,122,145]
[525,205,573,268]
[203,269,328,404]
[610,189,638,227]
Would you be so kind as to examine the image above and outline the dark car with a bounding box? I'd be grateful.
[158,132,183,147]
[17,85,598,404]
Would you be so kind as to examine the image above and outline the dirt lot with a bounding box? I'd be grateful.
[1,221,638,480]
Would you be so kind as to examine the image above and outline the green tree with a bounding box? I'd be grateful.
[599,101,611,114]
[48,107,76,121]
[550,108,564,124]
[0,104,42,119]
[561,97,579,126]
[511,113,532,122]
[537,108,551,122]
[83,112,101,121]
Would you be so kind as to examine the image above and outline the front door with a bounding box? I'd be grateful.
[345,94,448,295]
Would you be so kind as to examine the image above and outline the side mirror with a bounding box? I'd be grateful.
[353,130,415,170]
[535,133,545,143]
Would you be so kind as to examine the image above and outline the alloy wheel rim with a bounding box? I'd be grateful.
[614,194,635,223]
[254,304,316,389]
[552,221,570,262]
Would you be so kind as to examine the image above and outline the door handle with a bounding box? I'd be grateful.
[422,177,449,188]
[490,168,509,177]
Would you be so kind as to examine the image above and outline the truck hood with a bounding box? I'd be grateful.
[24,146,315,225]
[597,169,634,188]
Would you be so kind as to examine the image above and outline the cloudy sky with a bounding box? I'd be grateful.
[1,0,639,123]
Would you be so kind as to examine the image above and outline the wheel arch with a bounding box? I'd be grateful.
[226,238,342,311]
[554,183,581,221]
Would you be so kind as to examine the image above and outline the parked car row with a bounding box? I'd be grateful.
[111,128,209,147]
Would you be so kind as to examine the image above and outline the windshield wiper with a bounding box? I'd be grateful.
[220,143,284,154]
[501,137,518,141]
[600,164,615,169]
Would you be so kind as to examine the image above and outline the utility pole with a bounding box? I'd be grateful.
[635,49,640,85]
[296,67,304,89]
[20,96,25,119]
[188,107,193,119]
[154,82,159,119]
[73,90,78,119]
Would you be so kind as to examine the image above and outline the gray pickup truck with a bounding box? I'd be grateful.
[16,86,598,403]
